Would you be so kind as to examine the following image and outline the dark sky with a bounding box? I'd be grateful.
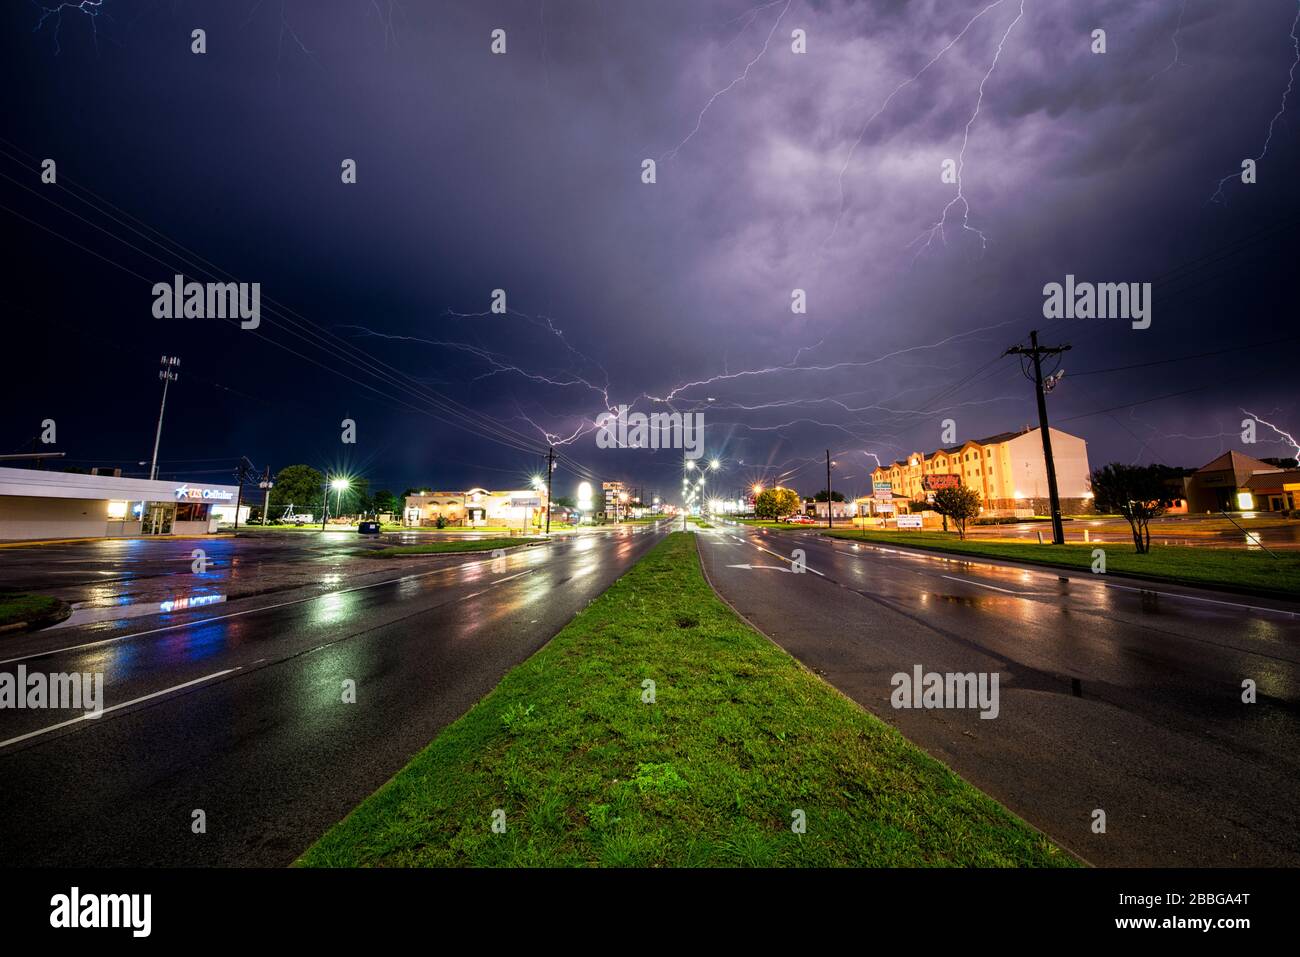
[2,0,1298,504]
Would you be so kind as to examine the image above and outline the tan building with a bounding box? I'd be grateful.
[870,427,1092,515]
[403,487,547,529]
[1184,451,1300,513]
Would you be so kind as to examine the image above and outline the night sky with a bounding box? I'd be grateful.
[2,0,1298,504]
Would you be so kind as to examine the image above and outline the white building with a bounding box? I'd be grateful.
[0,467,242,541]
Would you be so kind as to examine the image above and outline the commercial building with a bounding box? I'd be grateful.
[403,488,547,529]
[1183,451,1300,513]
[0,467,241,541]
[869,427,1093,516]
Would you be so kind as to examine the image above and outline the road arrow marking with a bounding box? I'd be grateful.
[726,563,792,572]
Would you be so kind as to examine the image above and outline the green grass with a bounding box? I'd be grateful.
[817,529,1300,597]
[298,532,1074,868]
[370,538,539,557]
[0,592,63,628]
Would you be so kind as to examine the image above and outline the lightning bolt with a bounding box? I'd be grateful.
[661,0,792,162]
[1210,1,1300,205]
[910,0,1026,260]
[31,0,104,54]
[1148,0,1188,81]
[826,0,1009,247]
[1243,409,1300,462]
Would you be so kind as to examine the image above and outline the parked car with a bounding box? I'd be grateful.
[786,515,817,525]
[357,520,381,535]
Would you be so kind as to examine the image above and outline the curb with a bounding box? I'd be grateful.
[807,531,1300,604]
[0,597,74,635]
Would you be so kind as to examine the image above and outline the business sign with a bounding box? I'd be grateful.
[896,514,923,528]
[922,474,960,491]
[872,481,893,500]
[510,496,541,508]
[174,485,234,502]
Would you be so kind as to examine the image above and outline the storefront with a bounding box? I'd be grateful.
[0,467,241,541]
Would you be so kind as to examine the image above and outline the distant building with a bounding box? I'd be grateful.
[869,427,1092,516]
[403,487,547,528]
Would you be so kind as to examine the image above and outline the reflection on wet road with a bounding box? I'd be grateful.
[699,521,1300,866]
[0,523,666,865]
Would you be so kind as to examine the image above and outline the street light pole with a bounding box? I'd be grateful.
[149,356,180,481]
[826,449,833,529]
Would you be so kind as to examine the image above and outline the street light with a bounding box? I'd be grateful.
[330,478,350,525]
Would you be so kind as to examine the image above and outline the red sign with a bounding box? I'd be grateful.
[922,474,961,491]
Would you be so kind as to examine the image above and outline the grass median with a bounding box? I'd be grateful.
[298,532,1073,867]
[369,537,538,557]
[0,592,65,629]
[817,528,1300,597]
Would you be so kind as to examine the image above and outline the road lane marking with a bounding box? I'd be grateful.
[0,668,238,750]
[939,575,1025,595]
[726,563,792,572]
[746,540,826,577]
[1103,582,1298,618]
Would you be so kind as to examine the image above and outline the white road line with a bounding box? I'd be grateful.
[1103,582,1297,618]
[939,575,1026,595]
[0,550,546,666]
[0,668,238,750]
[747,540,826,577]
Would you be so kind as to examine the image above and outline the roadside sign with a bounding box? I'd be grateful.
[896,514,923,529]
[872,481,893,500]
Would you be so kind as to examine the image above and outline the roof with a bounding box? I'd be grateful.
[1195,450,1279,484]
[1244,469,1300,491]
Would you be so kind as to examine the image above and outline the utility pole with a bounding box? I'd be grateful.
[321,479,329,530]
[544,445,555,535]
[149,356,181,480]
[259,467,274,526]
[1005,330,1071,545]
[826,450,833,529]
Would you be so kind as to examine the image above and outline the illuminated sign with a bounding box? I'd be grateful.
[174,484,234,502]
[872,481,893,499]
[896,514,923,528]
[922,474,961,491]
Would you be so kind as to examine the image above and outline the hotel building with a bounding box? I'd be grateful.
[869,427,1093,515]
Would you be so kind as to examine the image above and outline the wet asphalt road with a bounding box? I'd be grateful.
[696,521,1300,866]
[0,525,666,866]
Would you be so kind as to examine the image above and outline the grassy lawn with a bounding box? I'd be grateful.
[370,538,539,557]
[0,592,64,628]
[298,532,1073,867]
[817,529,1300,597]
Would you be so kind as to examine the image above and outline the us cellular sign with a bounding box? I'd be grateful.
[174,484,235,502]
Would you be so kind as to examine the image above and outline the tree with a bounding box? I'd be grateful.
[931,486,982,540]
[813,489,846,502]
[269,465,325,513]
[553,495,576,509]
[755,486,801,520]
[372,489,398,516]
[1089,463,1181,554]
